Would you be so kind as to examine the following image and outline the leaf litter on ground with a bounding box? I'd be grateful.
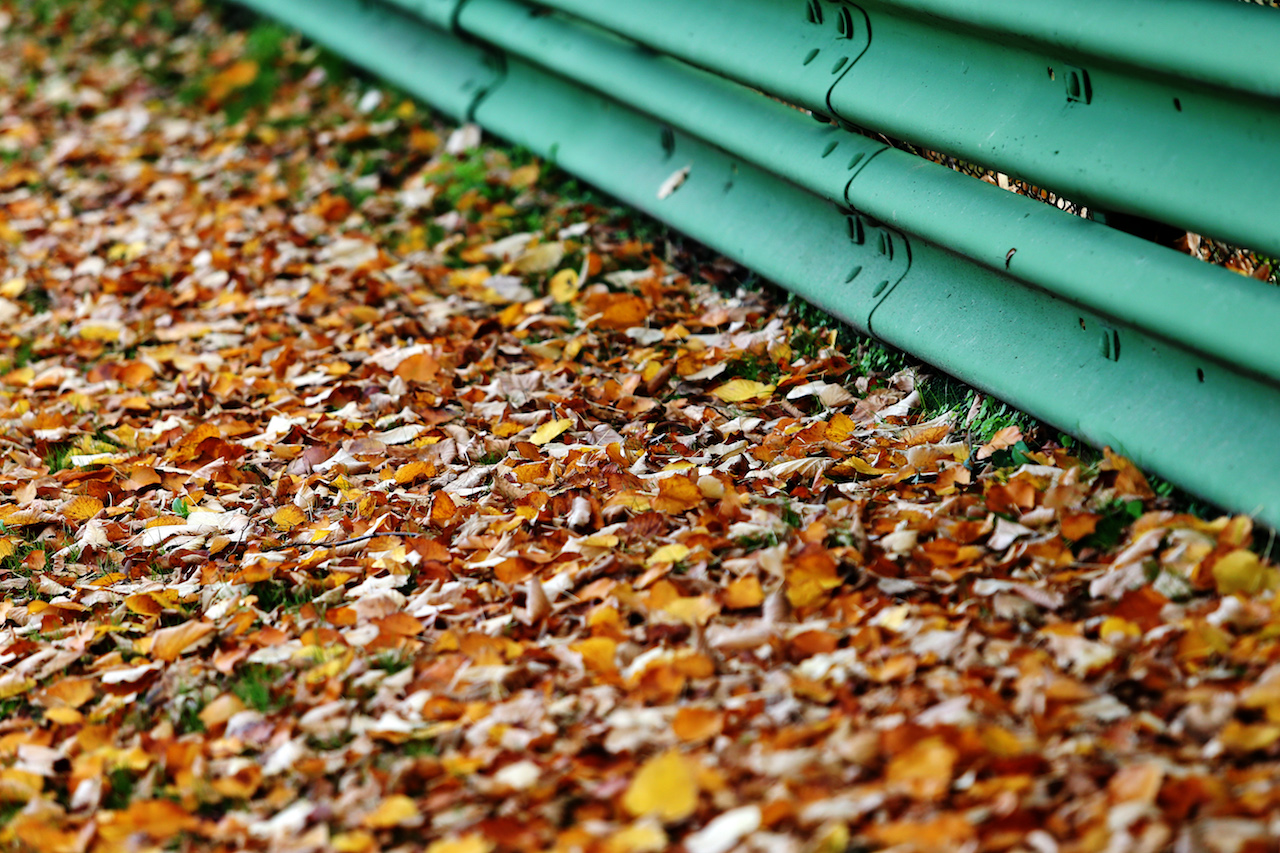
[0,3,1278,852]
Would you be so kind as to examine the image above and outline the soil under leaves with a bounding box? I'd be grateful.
[1,3,1279,852]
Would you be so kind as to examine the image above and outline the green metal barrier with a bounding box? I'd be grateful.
[238,0,498,120]
[529,0,1280,258]
[231,0,1280,528]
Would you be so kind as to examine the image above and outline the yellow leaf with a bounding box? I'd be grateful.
[1219,720,1280,753]
[724,576,764,609]
[97,799,198,843]
[43,707,83,726]
[198,694,246,729]
[623,750,699,823]
[361,795,422,829]
[530,417,573,446]
[572,636,618,674]
[332,832,378,853]
[513,241,565,274]
[1212,549,1274,595]
[660,595,719,627]
[785,544,844,610]
[0,674,35,699]
[62,496,103,523]
[507,163,541,189]
[647,543,690,566]
[1099,616,1142,643]
[829,455,892,478]
[3,366,34,387]
[150,620,216,662]
[425,835,494,853]
[74,320,125,342]
[548,268,580,303]
[271,504,306,530]
[710,379,774,403]
[605,821,668,853]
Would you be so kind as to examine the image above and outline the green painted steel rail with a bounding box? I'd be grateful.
[233,0,1280,529]
[528,0,1280,258]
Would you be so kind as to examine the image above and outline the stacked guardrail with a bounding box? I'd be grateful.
[234,0,1280,527]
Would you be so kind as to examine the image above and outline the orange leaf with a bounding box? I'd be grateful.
[394,352,439,384]
[1108,762,1164,805]
[1060,511,1100,541]
[35,677,95,709]
[865,813,975,852]
[395,460,433,486]
[724,576,764,609]
[1101,446,1155,498]
[885,736,959,801]
[672,707,723,742]
[123,465,162,491]
[376,612,424,637]
[572,637,617,674]
[150,620,217,662]
[785,544,843,610]
[976,425,1022,460]
[207,59,259,102]
[431,491,458,525]
[594,294,650,330]
[653,475,702,514]
[98,799,200,843]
